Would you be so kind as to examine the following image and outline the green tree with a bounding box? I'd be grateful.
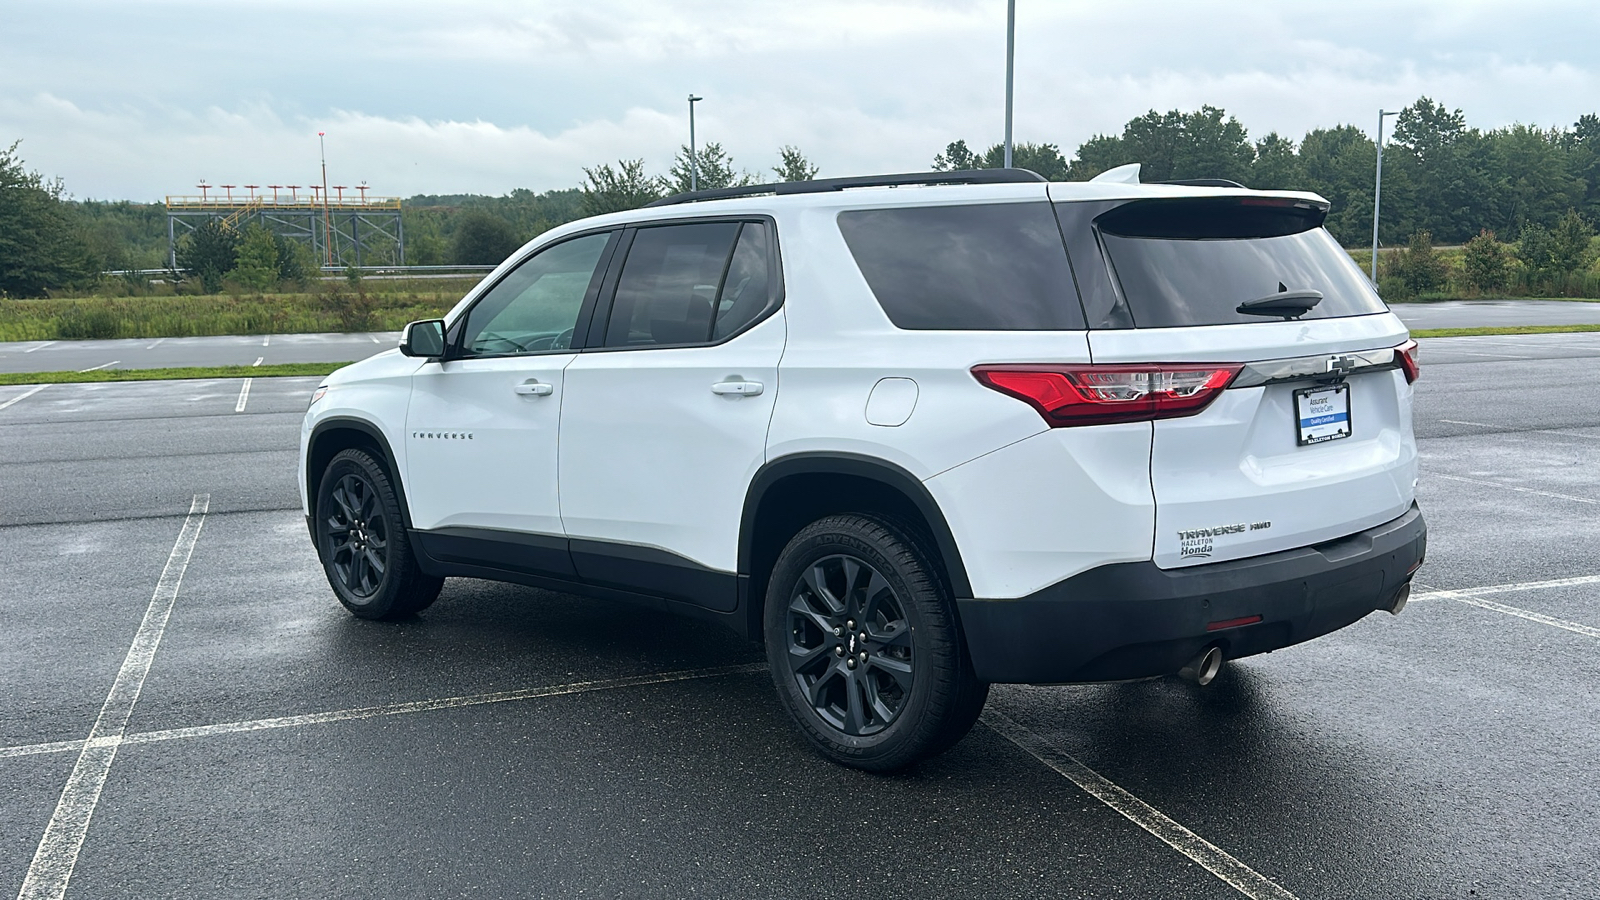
[275,233,317,285]
[666,142,750,194]
[1462,229,1510,294]
[773,145,820,182]
[1297,125,1376,245]
[931,139,982,171]
[1384,230,1448,295]
[1516,222,1557,288]
[1065,134,1130,180]
[175,219,240,293]
[580,159,663,216]
[0,141,95,297]
[1251,133,1303,189]
[450,210,520,265]
[229,224,280,290]
[1550,209,1595,274]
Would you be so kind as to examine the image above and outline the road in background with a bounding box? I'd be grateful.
[1,300,1598,376]
[0,333,399,374]
[1389,298,1600,329]
[1,332,1597,898]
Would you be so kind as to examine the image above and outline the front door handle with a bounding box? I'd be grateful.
[711,380,763,397]
[513,380,554,396]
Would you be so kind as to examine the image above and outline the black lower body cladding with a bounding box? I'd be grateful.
[957,505,1426,684]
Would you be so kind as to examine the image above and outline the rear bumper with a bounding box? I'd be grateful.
[956,503,1426,684]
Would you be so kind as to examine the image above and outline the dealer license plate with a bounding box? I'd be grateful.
[1294,384,1351,446]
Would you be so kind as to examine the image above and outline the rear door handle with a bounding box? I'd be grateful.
[711,380,763,397]
[513,380,554,396]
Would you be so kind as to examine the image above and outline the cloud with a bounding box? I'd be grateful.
[1,0,1595,199]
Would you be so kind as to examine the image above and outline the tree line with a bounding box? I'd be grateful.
[2,96,1597,297]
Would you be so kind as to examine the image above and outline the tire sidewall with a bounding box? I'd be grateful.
[764,519,945,760]
[316,451,400,617]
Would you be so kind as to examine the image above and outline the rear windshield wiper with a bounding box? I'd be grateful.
[1237,283,1323,319]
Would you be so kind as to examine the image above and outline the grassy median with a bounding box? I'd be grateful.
[0,363,348,385]
[1409,324,1600,338]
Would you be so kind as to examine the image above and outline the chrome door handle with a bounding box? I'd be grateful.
[711,380,763,397]
[513,380,553,396]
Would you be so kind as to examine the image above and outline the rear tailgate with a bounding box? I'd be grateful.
[1080,194,1418,569]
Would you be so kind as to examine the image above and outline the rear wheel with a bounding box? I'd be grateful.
[315,449,442,620]
[764,514,987,772]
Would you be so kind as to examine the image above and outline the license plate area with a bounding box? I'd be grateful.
[1295,384,1351,446]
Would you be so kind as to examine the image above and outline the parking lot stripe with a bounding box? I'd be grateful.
[23,341,54,353]
[985,711,1298,900]
[17,494,208,900]
[1411,573,1600,601]
[234,378,252,413]
[0,384,48,412]
[1430,472,1595,504]
[0,665,766,762]
[1417,585,1600,640]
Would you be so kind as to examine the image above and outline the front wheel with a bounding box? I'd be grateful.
[315,448,442,620]
[764,514,988,772]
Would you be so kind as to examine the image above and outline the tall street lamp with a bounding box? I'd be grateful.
[687,94,703,191]
[1004,0,1015,168]
[1371,109,1400,284]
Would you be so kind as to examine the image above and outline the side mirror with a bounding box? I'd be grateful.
[399,319,446,358]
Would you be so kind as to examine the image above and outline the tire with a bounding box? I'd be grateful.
[764,514,988,772]
[315,448,443,620]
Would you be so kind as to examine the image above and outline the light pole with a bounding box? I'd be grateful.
[687,94,703,191]
[1004,0,1015,168]
[1371,109,1400,284]
[319,131,333,268]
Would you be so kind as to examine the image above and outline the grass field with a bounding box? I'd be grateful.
[0,278,480,342]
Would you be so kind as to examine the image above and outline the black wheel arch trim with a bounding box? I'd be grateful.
[739,452,973,599]
[307,416,415,532]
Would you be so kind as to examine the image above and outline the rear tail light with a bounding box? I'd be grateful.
[972,363,1242,427]
[1396,339,1420,383]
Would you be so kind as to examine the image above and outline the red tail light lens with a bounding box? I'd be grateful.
[1396,339,1420,383]
[972,363,1242,427]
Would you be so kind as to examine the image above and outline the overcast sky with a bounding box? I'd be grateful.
[3,0,1596,201]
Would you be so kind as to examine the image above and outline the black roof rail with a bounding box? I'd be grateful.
[645,168,1046,208]
[1157,178,1249,188]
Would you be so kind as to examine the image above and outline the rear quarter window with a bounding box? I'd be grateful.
[1093,197,1387,328]
[837,202,1085,330]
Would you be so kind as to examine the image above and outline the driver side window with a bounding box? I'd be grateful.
[458,232,611,357]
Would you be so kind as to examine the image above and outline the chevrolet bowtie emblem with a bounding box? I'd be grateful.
[1326,355,1357,374]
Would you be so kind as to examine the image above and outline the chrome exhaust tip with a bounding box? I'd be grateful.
[1178,646,1223,686]
[1388,581,1412,616]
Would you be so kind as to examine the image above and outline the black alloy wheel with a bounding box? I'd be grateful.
[326,472,387,599]
[785,554,915,736]
[765,514,988,772]
[315,449,442,620]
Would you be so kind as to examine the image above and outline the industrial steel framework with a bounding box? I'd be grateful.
[165,185,405,269]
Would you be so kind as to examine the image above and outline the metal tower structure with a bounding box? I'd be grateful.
[165,183,405,270]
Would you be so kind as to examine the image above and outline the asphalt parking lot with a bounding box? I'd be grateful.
[2,332,1598,899]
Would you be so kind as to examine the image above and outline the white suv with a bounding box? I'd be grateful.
[299,168,1426,771]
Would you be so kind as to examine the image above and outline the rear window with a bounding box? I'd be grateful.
[1094,198,1386,328]
[837,202,1085,330]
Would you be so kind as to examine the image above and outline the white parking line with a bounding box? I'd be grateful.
[1430,472,1595,504]
[24,341,54,353]
[18,495,208,900]
[0,664,765,761]
[261,335,270,347]
[146,338,165,350]
[370,334,381,343]
[1417,584,1600,640]
[1412,573,1600,600]
[76,361,118,373]
[985,711,1298,900]
[253,356,264,367]
[235,378,252,412]
[0,384,48,412]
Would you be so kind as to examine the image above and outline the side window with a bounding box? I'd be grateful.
[712,223,774,340]
[603,222,748,348]
[458,232,610,357]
